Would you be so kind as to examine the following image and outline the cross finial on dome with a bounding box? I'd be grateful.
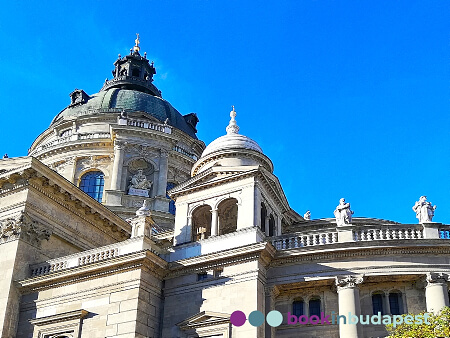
[133,33,141,52]
[226,106,240,135]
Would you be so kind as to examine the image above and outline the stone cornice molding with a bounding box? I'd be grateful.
[335,275,364,291]
[32,140,113,159]
[112,124,179,143]
[0,157,131,238]
[166,242,274,278]
[169,168,258,198]
[29,309,88,326]
[192,149,273,176]
[272,242,450,266]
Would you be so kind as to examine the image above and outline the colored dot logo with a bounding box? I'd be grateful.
[230,311,246,327]
[230,310,283,327]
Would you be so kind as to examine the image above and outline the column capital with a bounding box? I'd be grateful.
[114,139,126,150]
[426,272,448,286]
[265,285,280,299]
[335,275,364,291]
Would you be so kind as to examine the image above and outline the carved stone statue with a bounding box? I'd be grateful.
[303,210,311,220]
[136,200,151,217]
[412,196,436,223]
[129,169,152,190]
[334,198,354,226]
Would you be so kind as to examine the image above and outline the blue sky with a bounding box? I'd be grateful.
[0,1,448,223]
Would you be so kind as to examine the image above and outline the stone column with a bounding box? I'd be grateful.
[211,209,218,236]
[156,149,169,196]
[425,273,449,314]
[264,286,280,338]
[335,275,364,338]
[110,140,125,191]
[265,216,270,236]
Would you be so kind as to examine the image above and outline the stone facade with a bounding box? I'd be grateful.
[0,40,449,338]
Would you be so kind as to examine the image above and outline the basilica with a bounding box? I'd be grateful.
[0,37,449,338]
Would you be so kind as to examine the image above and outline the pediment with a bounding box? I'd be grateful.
[169,166,259,196]
[177,311,230,330]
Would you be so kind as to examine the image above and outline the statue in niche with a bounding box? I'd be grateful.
[303,210,311,220]
[128,169,152,197]
[412,196,436,223]
[334,198,354,226]
[129,169,152,190]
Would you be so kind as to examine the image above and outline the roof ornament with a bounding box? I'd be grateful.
[226,106,240,135]
[133,33,140,52]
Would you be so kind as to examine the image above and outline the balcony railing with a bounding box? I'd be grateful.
[272,223,447,251]
[354,226,423,241]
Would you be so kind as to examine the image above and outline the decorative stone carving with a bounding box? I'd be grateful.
[128,169,152,197]
[334,198,354,226]
[413,196,437,223]
[426,272,448,284]
[335,275,364,290]
[125,144,158,158]
[303,210,311,220]
[0,212,52,246]
[77,156,111,171]
[136,200,151,217]
[127,201,153,238]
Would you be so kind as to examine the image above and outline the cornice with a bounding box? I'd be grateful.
[170,168,258,198]
[272,242,450,266]
[0,158,131,238]
[166,242,274,278]
[192,149,273,176]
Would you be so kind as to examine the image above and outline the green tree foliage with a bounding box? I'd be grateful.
[386,307,450,338]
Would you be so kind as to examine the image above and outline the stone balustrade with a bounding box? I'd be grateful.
[272,223,448,251]
[30,236,150,277]
[272,231,338,250]
[354,225,424,241]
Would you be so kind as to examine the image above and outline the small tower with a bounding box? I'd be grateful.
[169,107,293,251]
[103,34,159,96]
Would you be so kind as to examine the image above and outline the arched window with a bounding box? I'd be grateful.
[389,291,403,315]
[218,198,238,235]
[292,298,304,317]
[260,203,267,232]
[269,214,275,236]
[166,182,176,215]
[192,205,212,241]
[372,292,385,315]
[79,171,104,202]
[309,297,321,317]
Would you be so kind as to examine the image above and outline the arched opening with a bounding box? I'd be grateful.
[389,291,403,315]
[372,292,385,315]
[292,298,304,317]
[192,205,212,241]
[79,171,104,202]
[269,214,275,236]
[308,297,321,317]
[132,68,140,77]
[166,182,176,215]
[260,202,267,232]
[218,198,238,235]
